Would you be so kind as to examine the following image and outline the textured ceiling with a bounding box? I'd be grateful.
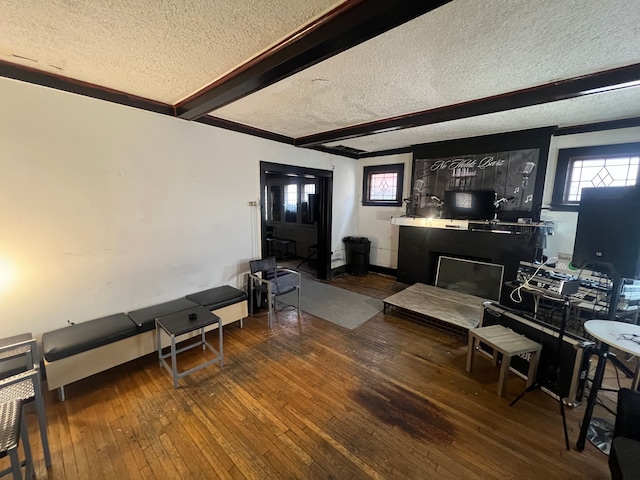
[2,0,640,155]
[213,0,640,140]
[323,87,640,152]
[0,0,344,104]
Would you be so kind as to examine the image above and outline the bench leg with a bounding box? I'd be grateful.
[466,334,476,373]
[498,355,512,397]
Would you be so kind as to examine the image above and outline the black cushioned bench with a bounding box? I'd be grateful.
[128,298,200,333]
[42,286,248,399]
[187,285,247,327]
[43,313,137,362]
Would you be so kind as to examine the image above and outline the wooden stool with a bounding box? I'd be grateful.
[466,325,542,397]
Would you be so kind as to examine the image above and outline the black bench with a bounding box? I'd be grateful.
[42,286,248,399]
[187,285,247,327]
[128,298,200,333]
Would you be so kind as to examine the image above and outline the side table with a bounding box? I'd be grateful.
[467,325,542,397]
[270,238,297,259]
[156,306,223,388]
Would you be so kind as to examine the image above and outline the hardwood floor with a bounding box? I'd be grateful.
[14,272,612,479]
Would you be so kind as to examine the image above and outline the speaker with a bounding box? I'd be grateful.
[572,186,640,278]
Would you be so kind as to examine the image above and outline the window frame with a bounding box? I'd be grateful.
[362,163,404,207]
[551,142,640,212]
[265,177,319,226]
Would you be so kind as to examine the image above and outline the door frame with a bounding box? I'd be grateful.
[260,162,333,280]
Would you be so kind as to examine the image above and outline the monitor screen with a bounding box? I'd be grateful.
[435,256,504,301]
[443,190,495,220]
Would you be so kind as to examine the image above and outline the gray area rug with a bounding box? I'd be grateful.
[278,276,383,330]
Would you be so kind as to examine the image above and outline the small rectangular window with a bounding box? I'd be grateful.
[362,164,404,206]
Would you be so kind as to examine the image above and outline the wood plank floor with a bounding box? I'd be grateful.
[11,272,613,479]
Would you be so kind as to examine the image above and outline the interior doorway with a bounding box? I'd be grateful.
[259,162,333,280]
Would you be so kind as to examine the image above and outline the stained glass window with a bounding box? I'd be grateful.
[551,143,640,210]
[565,156,639,202]
[362,164,404,206]
[369,172,398,200]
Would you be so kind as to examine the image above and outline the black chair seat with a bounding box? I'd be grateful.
[249,256,301,327]
[611,437,640,480]
[609,388,640,480]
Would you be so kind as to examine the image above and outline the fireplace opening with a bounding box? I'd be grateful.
[426,252,491,285]
[433,255,504,301]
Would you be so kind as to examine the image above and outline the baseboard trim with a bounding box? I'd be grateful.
[330,265,397,278]
[369,265,397,277]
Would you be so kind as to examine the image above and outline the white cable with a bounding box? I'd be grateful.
[510,257,558,304]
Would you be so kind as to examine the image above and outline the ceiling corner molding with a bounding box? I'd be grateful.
[358,146,413,158]
[296,63,640,147]
[306,145,361,159]
[197,116,295,145]
[0,60,175,116]
[176,0,452,121]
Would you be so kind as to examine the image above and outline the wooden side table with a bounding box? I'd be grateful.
[466,325,542,397]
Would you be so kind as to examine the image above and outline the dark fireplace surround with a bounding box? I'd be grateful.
[397,127,553,301]
[397,227,536,301]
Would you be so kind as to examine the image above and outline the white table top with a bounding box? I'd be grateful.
[584,320,640,357]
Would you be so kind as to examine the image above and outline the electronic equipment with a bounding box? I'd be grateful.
[572,185,640,279]
[558,279,580,297]
[481,302,592,405]
[442,190,496,220]
[514,261,640,312]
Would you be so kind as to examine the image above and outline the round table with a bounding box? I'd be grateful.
[577,320,640,451]
[585,320,640,358]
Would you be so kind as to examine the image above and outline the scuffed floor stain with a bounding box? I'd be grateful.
[351,382,453,443]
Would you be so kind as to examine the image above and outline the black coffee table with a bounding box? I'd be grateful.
[155,306,223,388]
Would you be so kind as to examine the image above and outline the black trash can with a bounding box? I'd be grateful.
[343,236,371,276]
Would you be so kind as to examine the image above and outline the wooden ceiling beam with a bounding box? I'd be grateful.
[175,0,452,121]
[296,63,640,147]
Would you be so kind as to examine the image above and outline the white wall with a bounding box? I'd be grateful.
[356,154,412,269]
[357,126,640,269]
[0,77,357,338]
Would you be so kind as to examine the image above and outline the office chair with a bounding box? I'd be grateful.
[609,388,640,480]
[248,257,300,328]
